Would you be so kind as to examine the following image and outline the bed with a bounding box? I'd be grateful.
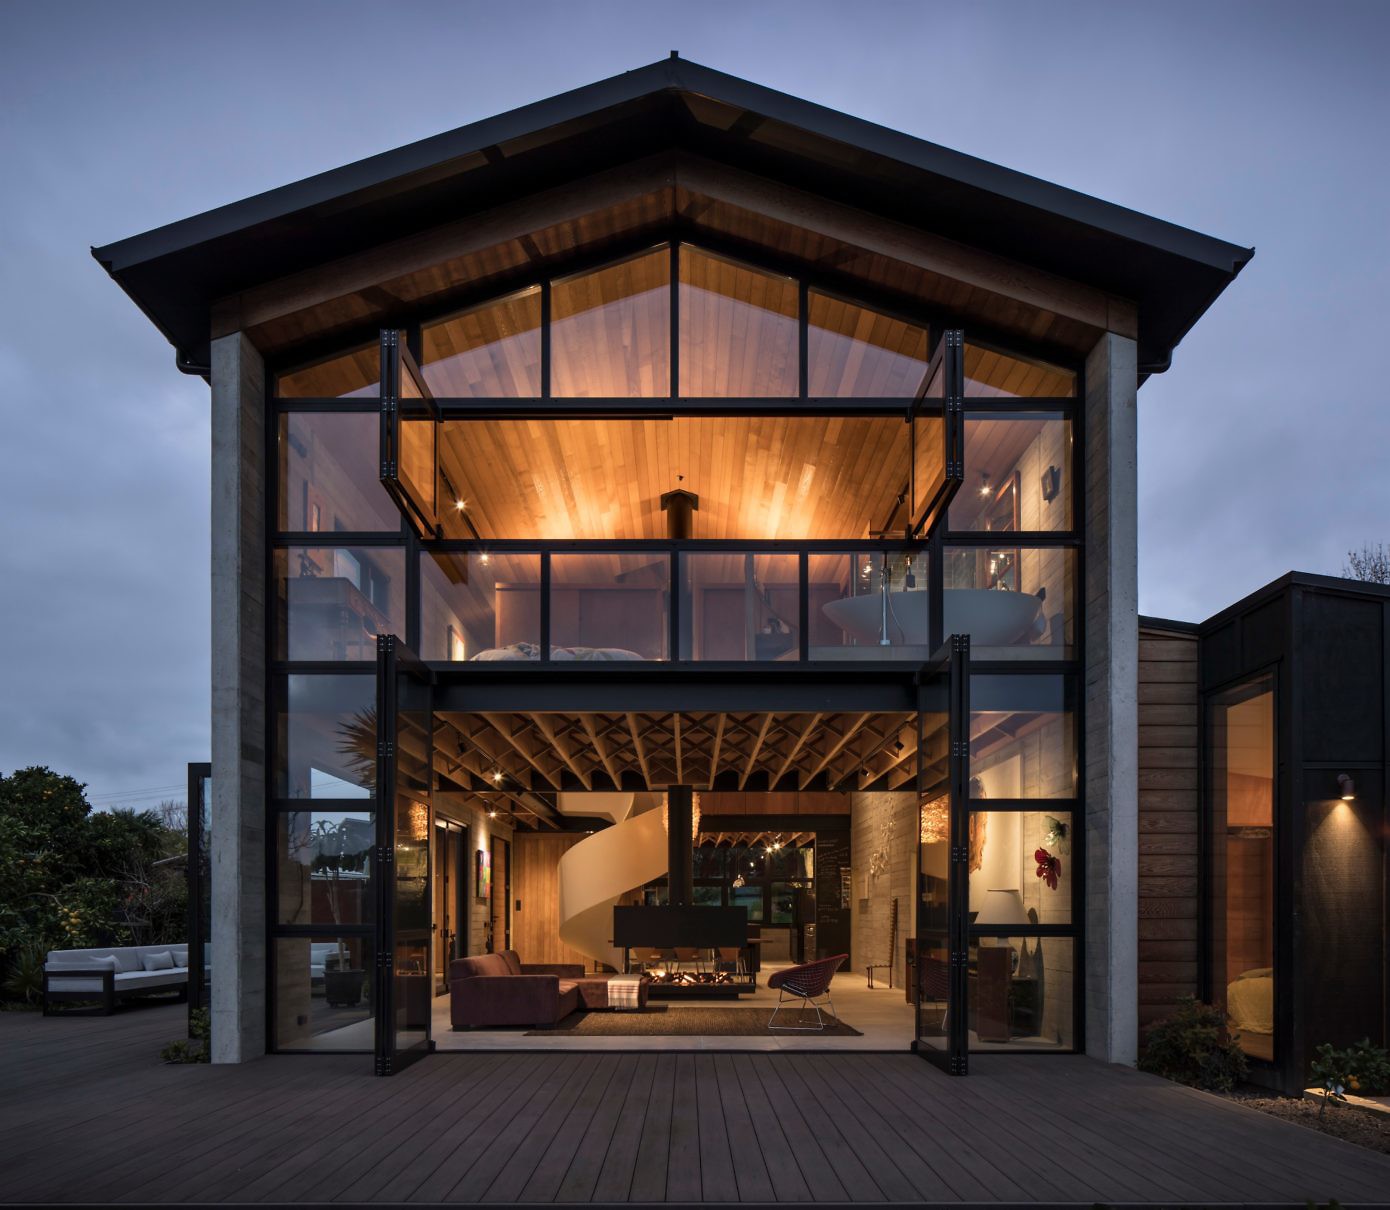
[1226,966,1273,1036]
[469,641,648,662]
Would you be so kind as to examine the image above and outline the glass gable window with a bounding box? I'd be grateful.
[275,547,404,661]
[679,246,798,397]
[808,291,929,397]
[1208,675,1275,1062]
[279,413,400,533]
[965,343,1075,398]
[421,287,542,398]
[552,250,670,397]
[276,344,380,398]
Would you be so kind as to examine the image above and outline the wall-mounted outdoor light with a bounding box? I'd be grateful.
[1337,773,1356,801]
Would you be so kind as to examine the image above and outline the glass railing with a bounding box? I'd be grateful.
[417,543,1077,665]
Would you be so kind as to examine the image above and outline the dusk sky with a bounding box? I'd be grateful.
[2,0,1387,809]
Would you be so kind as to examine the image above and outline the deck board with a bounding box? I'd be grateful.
[4,1004,1390,1206]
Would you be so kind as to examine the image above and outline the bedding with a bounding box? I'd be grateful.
[1226,967,1273,1035]
[469,641,647,662]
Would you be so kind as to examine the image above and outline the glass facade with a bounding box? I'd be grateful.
[265,236,1085,1060]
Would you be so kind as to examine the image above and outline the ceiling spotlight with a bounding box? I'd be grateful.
[491,769,504,784]
[487,809,498,820]
[978,471,992,498]
[479,552,490,566]
[1337,773,1355,801]
[455,499,467,511]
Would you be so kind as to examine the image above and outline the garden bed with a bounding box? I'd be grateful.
[1232,1091,1390,1156]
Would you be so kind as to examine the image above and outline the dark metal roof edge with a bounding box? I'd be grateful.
[1195,569,1390,635]
[1138,614,1200,634]
[90,56,1253,277]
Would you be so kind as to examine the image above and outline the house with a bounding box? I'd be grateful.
[95,57,1259,1076]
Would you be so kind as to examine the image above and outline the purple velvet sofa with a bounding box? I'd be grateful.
[449,949,648,1028]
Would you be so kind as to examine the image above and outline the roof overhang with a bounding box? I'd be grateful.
[92,56,1253,373]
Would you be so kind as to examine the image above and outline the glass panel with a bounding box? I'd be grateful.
[971,675,1077,799]
[435,415,907,541]
[694,845,726,879]
[968,936,1073,1050]
[944,546,1075,658]
[396,356,437,530]
[550,553,669,660]
[911,356,946,529]
[693,885,724,908]
[1208,676,1275,1062]
[916,692,954,1059]
[421,287,542,397]
[421,551,541,661]
[967,811,1073,927]
[809,551,932,659]
[552,250,670,397]
[276,810,374,925]
[730,883,765,923]
[276,345,379,398]
[679,246,798,397]
[274,674,376,799]
[950,413,1073,532]
[274,547,404,661]
[680,552,800,660]
[808,291,929,397]
[279,413,399,533]
[964,343,1075,398]
[273,935,373,1050]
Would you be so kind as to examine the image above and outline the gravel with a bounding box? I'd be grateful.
[1232,1092,1390,1155]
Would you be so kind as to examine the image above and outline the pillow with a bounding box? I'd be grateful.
[1236,967,1273,981]
[92,954,121,972]
[141,950,175,972]
[172,951,188,967]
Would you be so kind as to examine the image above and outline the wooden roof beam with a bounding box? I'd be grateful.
[738,714,775,791]
[481,713,562,791]
[530,713,593,790]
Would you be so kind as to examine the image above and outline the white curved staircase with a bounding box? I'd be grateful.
[556,792,668,972]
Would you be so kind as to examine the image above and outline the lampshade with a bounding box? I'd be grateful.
[975,888,1027,928]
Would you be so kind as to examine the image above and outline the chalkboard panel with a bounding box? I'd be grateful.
[815,831,852,959]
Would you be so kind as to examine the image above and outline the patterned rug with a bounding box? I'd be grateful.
[526,1005,862,1037]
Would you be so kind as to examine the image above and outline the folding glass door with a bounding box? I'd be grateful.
[914,635,971,1073]
[374,635,434,1075]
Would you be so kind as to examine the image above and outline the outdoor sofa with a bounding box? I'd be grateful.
[43,944,188,1015]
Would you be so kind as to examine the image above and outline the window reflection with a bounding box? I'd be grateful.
[968,936,1074,1050]
[810,552,933,659]
[279,413,400,533]
[275,547,404,661]
[944,546,1075,658]
[971,675,1076,799]
[963,811,1073,927]
[950,413,1072,532]
[420,551,541,661]
[964,343,1075,398]
[808,291,928,397]
[274,675,376,800]
[680,552,800,660]
[274,936,373,1050]
[421,288,541,397]
[549,553,669,660]
[1209,677,1275,1062]
[679,246,798,396]
[276,345,379,398]
[552,250,669,397]
[276,811,374,926]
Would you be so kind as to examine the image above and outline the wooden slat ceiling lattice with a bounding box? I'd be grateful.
[433,710,945,797]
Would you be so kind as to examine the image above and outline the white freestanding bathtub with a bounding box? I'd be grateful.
[821,588,1043,647]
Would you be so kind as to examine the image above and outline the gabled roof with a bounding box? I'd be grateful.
[93,55,1252,372]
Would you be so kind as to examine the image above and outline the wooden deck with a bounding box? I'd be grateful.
[4,1003,1390,1206]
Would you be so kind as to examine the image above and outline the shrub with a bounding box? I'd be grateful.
[1139,996,1249,1092]
[161,1008,210,1064]
[1,939,48,1008]
[1311,1038,1390,1104]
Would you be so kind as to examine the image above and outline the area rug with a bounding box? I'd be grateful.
[526,1005,862,1037]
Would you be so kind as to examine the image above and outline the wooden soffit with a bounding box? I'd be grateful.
[217,152,1132,366]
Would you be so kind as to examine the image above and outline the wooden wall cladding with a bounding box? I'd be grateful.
[1137,624,1201,1035]
[511,833,590,969]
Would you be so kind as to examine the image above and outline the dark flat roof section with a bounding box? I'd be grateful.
[93,56,1253,371]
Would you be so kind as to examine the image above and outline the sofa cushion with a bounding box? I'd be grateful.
[452,952,511,980]
[141,950,175,972]
[113,969,186,990]
[500,950,523,976]
[173,950,189,966]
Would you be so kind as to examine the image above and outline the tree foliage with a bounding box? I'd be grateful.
[1344,542,1390,585]
[0,767,188,1001]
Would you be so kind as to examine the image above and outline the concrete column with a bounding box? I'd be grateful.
[210,332,267,1064]
[1083,332,1139,1065]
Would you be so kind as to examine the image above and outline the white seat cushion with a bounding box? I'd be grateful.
[112,969,186,990]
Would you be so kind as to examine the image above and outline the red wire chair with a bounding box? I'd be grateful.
[766,954,848,1031]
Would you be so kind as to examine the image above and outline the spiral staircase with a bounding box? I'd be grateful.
[555,792,668,972]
